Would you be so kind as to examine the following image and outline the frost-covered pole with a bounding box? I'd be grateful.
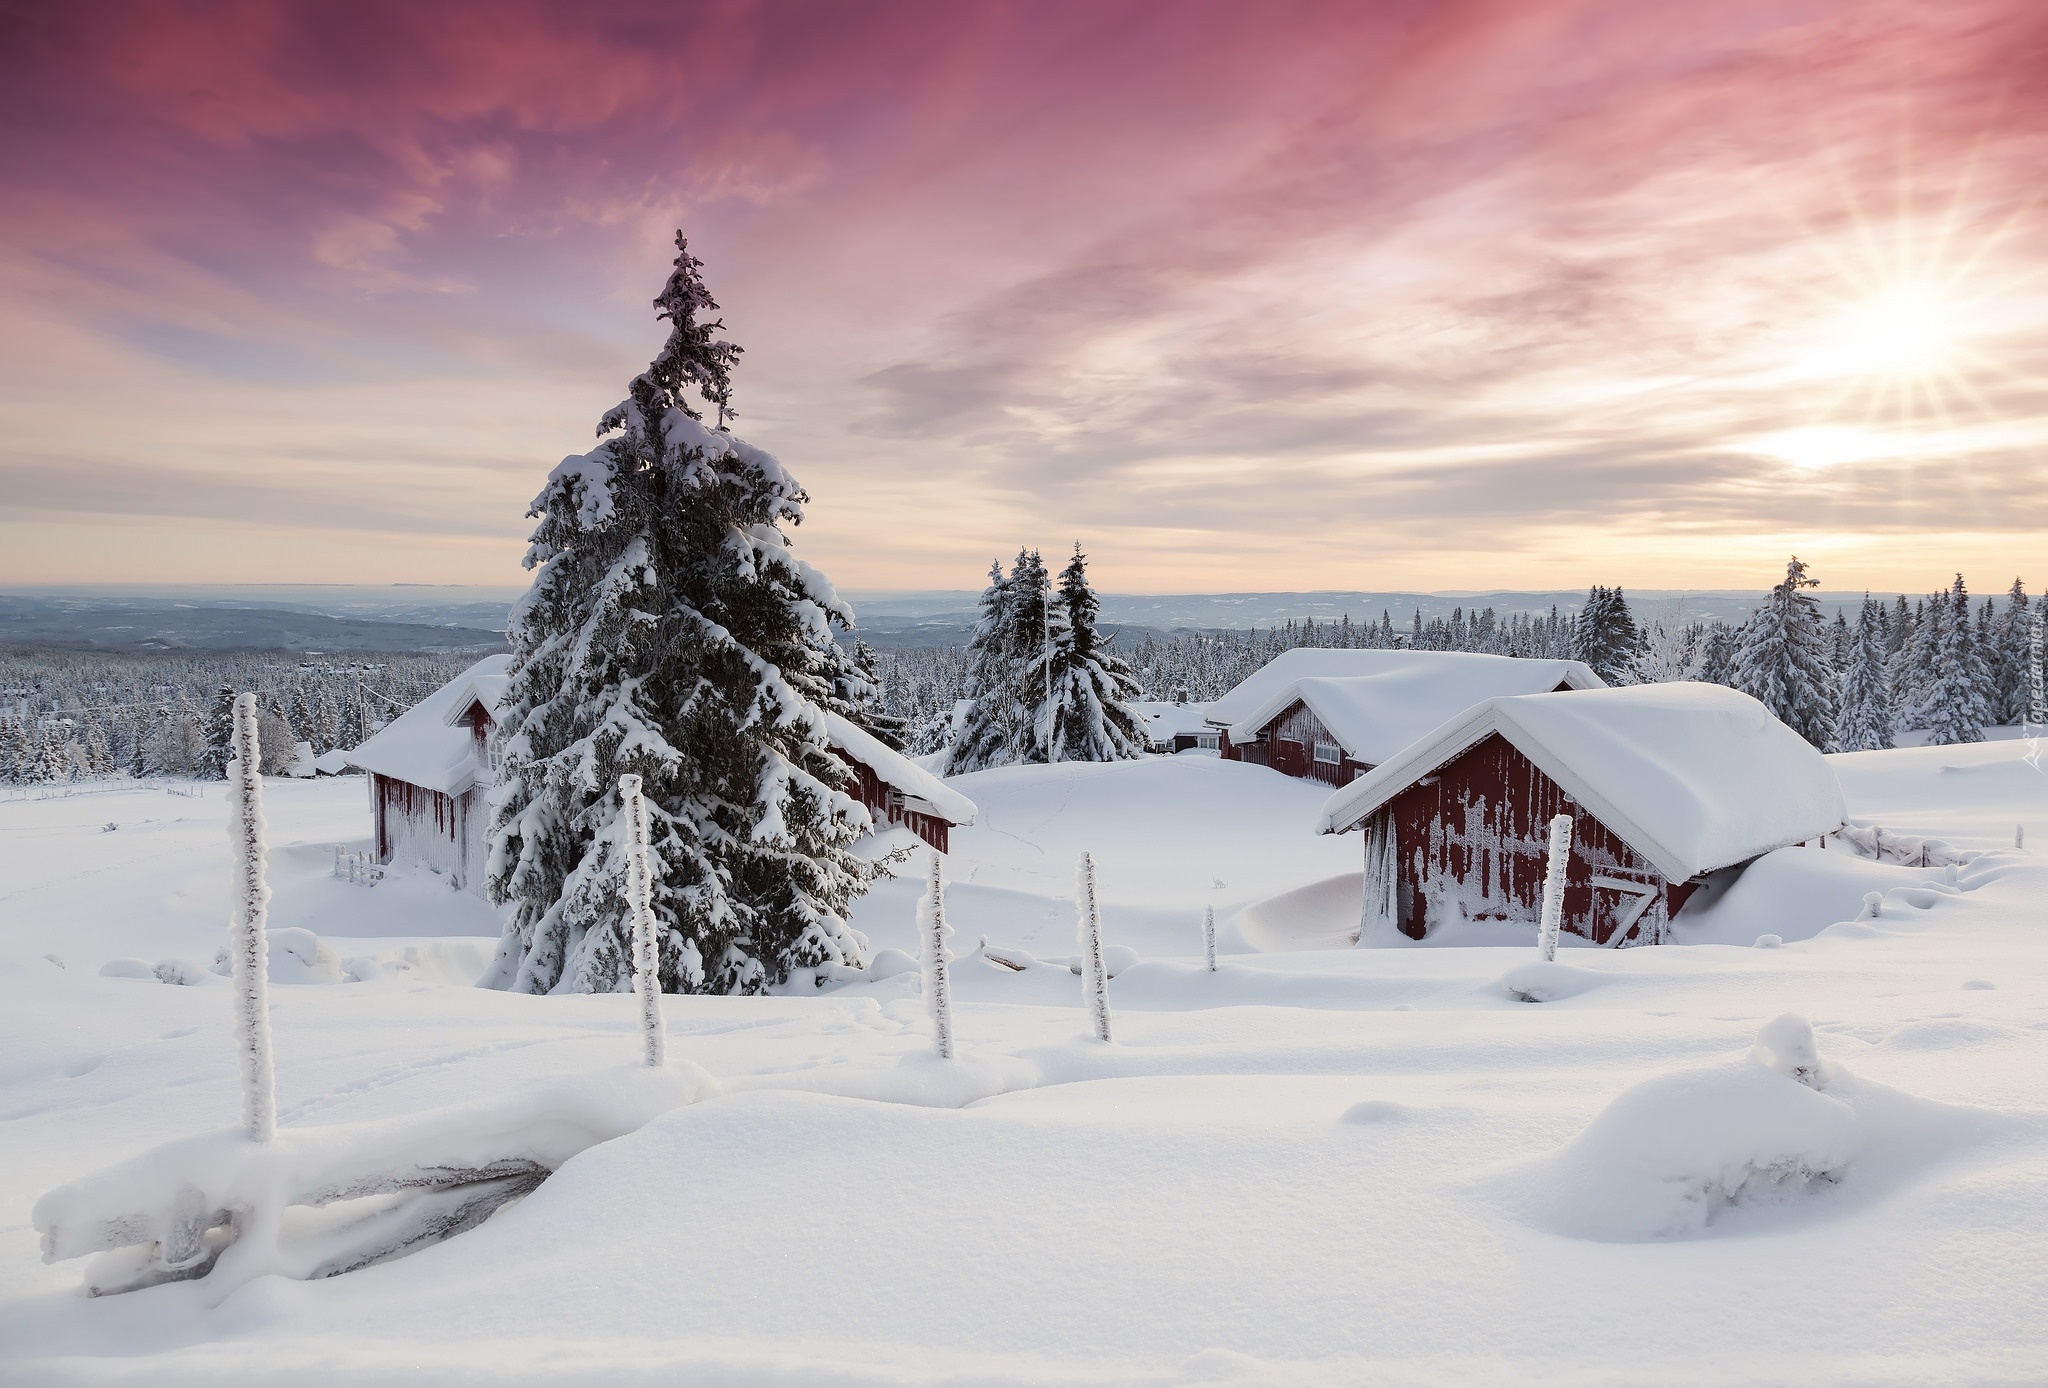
[619,774,665,1068]
[1076,851,1112,1042]
[1202,904,1216,973]
[920,851,955,1059]
[226,694,276,1142]
[1537,814,1573,963]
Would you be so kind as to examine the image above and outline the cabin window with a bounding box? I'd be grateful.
[1313,742,1343,765]
[1195,731,1220,750]
[886,788,906,810]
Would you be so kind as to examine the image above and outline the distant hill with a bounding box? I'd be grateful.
[0,591,509,654]
[0,583,1938,654]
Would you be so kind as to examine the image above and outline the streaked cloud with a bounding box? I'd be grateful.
[1,0,2043,592]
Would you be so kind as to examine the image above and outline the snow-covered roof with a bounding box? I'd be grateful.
[1317,682,1845,881]
[1213,650,1603,762]
[1130,701,1214,742]
[345,655,510,798]
[823,711,977,827]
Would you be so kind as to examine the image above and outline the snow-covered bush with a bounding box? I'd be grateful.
[1505,1014,1958,1242]
[1202,904,1216,973]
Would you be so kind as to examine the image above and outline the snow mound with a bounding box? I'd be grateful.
[1497,960,1603,1003]
[1229,871,1361,952]
[1341,1100,1409,1124]
[1674,847,1955,945]
[1506,1015,1956,1242]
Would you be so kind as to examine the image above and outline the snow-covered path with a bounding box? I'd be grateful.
[1,748,2044,1383]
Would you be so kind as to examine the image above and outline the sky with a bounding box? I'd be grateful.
[1,0,2044,596]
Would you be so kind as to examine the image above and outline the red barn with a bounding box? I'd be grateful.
[1207,650,1604,785]
[348,659,976,897]
[1316,683,1845,946]
[346,656,511,897]
[820,711,977,853]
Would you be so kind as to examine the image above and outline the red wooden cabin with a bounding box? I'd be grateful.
[1208,650,1604,786]
[1317,683,1845,946]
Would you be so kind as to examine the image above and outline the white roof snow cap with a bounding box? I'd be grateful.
[1130,701,1215,741]
[345,655,511,798]
[1216,650,1603,763]
[1316,682,1846,882]
[823,711,977,826]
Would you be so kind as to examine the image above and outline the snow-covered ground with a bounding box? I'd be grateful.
[3,745,2046,1383]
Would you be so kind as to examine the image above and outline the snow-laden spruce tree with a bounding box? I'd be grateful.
[949,549,1055,771]
[1734,557,1836,749]
[1911,574,1995,745]
[1040,544,1146,762]
[1570,586,1642,684]
[1993,578,2032,723]
[483,233,875,997]
[947,561,1018,774]
[1834,595,1895,752]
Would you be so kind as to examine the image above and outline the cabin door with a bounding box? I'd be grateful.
[1589,872,1665,946]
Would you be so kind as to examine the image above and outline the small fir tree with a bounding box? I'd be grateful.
[483,232,874,997]
[199,685,237,779]
[1040,544,1147,763]
[1734,556,1837,749]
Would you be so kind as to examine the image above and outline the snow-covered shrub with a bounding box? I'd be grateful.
[226,693,275,1143]
[1506,1014,1954,1242]
[1075,851,1112,1042]
[918,852,954,1060]
[1202,905,1216,973]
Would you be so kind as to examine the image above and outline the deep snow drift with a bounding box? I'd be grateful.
[1,743,2045,1383]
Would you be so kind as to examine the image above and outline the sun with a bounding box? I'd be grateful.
[1819,282,1960,380]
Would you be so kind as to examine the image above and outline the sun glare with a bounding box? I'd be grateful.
[1821,283,1959,379]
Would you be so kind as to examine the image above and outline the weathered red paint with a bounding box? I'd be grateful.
[1378,731,1699,945]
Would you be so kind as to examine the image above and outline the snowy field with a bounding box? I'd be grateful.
[3,747,2047,1384]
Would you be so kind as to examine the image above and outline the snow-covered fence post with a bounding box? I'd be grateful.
[618,773,665,1068]
[226,694,276,1143]
[1202,904,1216,973]
[919,851,955,1060]
[1537,814,1573,963]
[1076,851,1112,1042]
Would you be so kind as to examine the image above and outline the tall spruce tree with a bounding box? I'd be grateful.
[483,233,874,997]
[1734,556,1837,749]
[1041,544,1147,762]
[949,549,1058,771]
[1570,586,1643,684]
[949,560,1023,773]
[1834,595,1895,752]
[1911,574,1995,745]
